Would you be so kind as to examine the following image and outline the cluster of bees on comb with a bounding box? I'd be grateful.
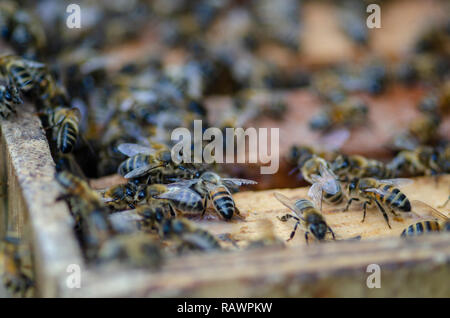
[0,0,448,297]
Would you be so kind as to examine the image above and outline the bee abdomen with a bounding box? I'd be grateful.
[211,189,235,220]
[58,122,78,153]
[401,220,441,237]
[118,155,151,176]
[9,65,34,91]
[192,229,221,250]
[383,185,411,212]
[324,190,343,204]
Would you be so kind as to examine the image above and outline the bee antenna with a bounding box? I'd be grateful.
[288,166,299,176]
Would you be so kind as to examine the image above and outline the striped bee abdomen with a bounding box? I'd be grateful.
[8,64,34,91]
[210,186,235,220]
[381,185,411,212]
[401,220,441,237]
[323,187,344,204]
[172,188,204,214]
[58,120,78,153]
[118,154,152,176]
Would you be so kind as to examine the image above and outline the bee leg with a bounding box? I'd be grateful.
[389,208,399,216]
[344,198,359,212]
[361,201,370,223]
[304,231,309,245]
[277,214,298,222]
[374,199,391,229]
[168,204,176,217]
[287,220,301,242]
[201,196,209,217]
[55,194,72,201]
[328,226,336,240]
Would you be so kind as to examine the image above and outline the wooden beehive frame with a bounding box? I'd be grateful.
[1,104,449,297]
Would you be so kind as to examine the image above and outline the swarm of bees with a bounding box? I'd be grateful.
[0,0,449,297]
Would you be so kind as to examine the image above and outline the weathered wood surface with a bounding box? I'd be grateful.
[0,103,84,297]
[61,233,450,297]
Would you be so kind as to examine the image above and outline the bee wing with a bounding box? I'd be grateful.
[108,210,142,233]
[221,178,258,187]
[179,233,219,251]
[411,200,449,221]
[363,187,387,196]
[156,186,203,202]
[123,164,162,179]
[167,179,200,188]
[22,59,46,70]
[117,143,155,157]
[312,167,340,195]
[308,182,323,212]
[273,192,303,219]
[379,178,413,187]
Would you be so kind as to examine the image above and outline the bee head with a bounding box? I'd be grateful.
[147,184,167,197]
[135,186,147,202]
[347,178,359,195]
[331,154,350,173]
[200,171,221,184]
[310,221,328,241]
[5,84,22,104]
[157,150,173,166]
[162,219,187,237]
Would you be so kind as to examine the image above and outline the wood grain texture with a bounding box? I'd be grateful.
[60,233,450,297]
[0,104,84,297]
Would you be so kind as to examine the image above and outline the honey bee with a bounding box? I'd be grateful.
[167,171,257,220]
[45,107,81,153]
[401,200,449,237]
[0,83,22,118]
[387,145,449,177]
[309,97,369,132]
[55,171,115,259]
[287,129,350,169]
[301,156,344,210]
[274,192,335,243]
[418,82,450,116]
[135,198,176,231]
[117,143,180,180]
[344,178,413,228]
[102,182,140,210]
[0,2,46,57]
[0,235,34,298]
[0,54,45,92]
[97,233,164,268]
[160,218,221,252]
[331,154,395,181]
[390,113,441,151]
[111,206,220,252]
[147,183,208,217]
